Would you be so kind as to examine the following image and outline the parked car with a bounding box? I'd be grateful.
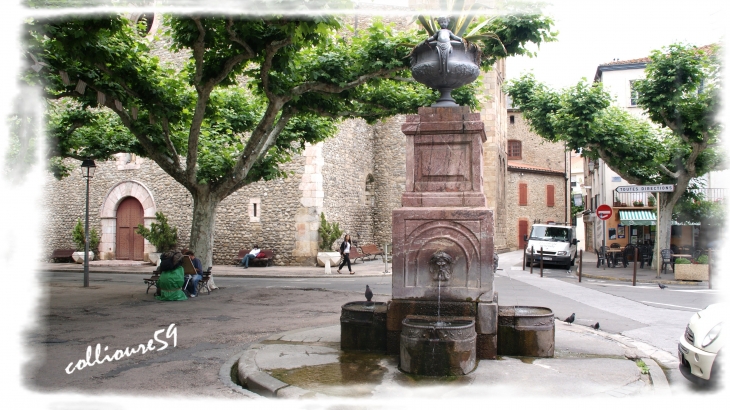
[524,223,578,270]
[678,302,725,384]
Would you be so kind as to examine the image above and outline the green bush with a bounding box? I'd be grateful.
[318,212,343,251]
[696,255,709,264]
[72,218,100,253]
[136,212,178,253]
[674,257,691,265]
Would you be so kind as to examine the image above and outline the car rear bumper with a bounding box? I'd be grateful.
[678,338,717,381]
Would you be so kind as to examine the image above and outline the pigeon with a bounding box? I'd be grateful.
[592,322,600,330]
[564,313,575,324]
[365,285,373,302]
[658,283,667,290]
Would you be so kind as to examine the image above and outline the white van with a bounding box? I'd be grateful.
[524,223,578,270]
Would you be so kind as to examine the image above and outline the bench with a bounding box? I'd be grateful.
[239,249,275,267]
[50,249,76,263]
[349,247,366,264]
[144,268,161,295]
[360,244,384,261]
[145,267,213,296]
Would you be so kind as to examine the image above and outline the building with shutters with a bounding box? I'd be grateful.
[504,109,568,251]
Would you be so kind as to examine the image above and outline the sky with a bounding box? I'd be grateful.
[1,0,728,408]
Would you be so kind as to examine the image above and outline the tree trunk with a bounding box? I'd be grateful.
[189,191,220,290]
[653,190,684,276]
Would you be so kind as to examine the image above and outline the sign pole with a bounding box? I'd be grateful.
[656,193,661,278]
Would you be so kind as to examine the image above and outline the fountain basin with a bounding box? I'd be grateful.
[399,315,476,376]
[340,301,387,352]
[497,306,554,357]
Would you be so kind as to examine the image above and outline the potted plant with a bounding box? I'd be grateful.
[136,211,178,264]
[317,212,343,267]
[71,218,100,263]
[648,196,656,207]
[613,200,622,207]
[633,201,644,207]
[674,256,709,281]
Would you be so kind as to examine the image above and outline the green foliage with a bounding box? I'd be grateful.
[571,204,584,218]
[505,44,722,186]
[635,359,649,375]
[135,212,178,253]
[318,212,343,251]
[696,255,709,265]
[71,218,100,252]
[674,258,691,265]
[673,194,725,227]
[413,1,557,70]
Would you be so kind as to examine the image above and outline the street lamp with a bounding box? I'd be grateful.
[81,159,96,288]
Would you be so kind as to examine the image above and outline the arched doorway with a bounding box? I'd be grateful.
[116,197,145,260]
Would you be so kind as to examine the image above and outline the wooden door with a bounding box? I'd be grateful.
[116,197,144,260]
[518,220,529,249]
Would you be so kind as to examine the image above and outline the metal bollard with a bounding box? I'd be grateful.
[383,243,389,274]
[632,247,638,286]
[522,245,527,270]
[530,247,534,274]
[708,250,712,289]
[578,250,583,282]
[540,247,544,277]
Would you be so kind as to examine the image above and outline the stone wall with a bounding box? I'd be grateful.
[480,59,509,252]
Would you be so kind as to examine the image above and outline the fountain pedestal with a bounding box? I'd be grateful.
[389,106,498,369]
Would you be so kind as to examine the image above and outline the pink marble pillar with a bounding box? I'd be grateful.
[392,106,495,303]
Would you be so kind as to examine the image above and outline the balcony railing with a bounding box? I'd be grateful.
[613,188,725,206]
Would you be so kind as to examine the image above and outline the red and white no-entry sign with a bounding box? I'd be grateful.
[596,204,613,220]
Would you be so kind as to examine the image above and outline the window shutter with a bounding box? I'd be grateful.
[519,183,527,206]
[518,220,528,248]
[547,185,555,207]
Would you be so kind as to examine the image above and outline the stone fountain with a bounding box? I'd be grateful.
[341,17,554,377]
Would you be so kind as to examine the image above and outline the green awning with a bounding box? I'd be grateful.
[618,210,700,226]
[619,210,656,226]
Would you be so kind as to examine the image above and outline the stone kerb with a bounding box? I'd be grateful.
[98,180,157,260]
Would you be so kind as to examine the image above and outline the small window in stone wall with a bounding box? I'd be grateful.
[508,140,522,160]
[365,174,375,206]
[546,184,555,207]
[249,198,261,223]
[519,183,527,206]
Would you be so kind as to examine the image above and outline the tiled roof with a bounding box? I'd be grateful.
[508,161,565,175]
[595,44,717,81]
[599,57,651,66]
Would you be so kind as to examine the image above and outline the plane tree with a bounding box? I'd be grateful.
[23,9,555,272]
[505,44,723,262]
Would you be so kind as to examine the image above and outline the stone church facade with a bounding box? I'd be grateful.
[41,10,564,265]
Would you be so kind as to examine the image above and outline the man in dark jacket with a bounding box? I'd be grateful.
[183,249,203,297]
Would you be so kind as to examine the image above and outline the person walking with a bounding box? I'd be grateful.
[337,234,355,275]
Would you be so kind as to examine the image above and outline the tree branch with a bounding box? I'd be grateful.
[191,17,207,88]
[225,18,255,58]
[260,37,293,101]
[658,163,680,179]
[45,91,77,100]
[291,67,404,95]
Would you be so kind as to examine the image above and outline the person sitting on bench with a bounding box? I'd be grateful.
[156,251,187,301]
[240,245,261,269]
[183,249,203,298]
